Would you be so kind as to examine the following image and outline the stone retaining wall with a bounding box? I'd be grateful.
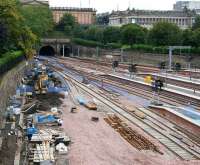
[0,61,28,126]
[72,45,200,68]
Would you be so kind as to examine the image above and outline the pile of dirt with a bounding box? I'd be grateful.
[36,93,64,111]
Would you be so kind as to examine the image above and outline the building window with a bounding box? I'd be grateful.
[182,19,184,25]
[132,18,136,23]
[119,18,123,24]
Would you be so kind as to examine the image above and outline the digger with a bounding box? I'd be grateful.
[34,73,48,94]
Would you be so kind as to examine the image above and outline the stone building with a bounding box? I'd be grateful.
[20,1,96,25]
[51,7,96,25]
[109,9,196,29]
[20,0,49,6]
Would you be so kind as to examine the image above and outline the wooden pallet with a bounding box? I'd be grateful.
[33,142,55,163]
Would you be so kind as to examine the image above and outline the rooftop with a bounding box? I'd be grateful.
[110,9,196,17]
[20,0,49,5]
[50,7,96,12]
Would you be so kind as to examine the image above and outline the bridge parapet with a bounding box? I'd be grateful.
[41,38,70,44]
[39,38,71,56]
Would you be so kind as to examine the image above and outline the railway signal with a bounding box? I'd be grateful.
[128,64,137,78]
[159,61,166,70]
[112,61,119,72]
[174,63,181,72]
[151,79,164,106]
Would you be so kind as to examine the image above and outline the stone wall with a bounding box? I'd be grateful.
[72,45,200,68]
[0,61,28,125]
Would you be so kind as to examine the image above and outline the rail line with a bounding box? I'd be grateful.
[59,56,200,78]
[49,62,200,160]
[54,61,200,110]
[102,75,200,109]
[89,78,200,148]
[58,57,200,91]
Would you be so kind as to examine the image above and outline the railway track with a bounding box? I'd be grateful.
[102,75,200,109]
[59,56,200,77]
[90,79,200,146]
[49,62,200,160]
[140,73,200,91]
[58,57,200,92]
[54,62,200,110]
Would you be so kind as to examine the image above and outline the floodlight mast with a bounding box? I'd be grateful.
[168,46,191,71]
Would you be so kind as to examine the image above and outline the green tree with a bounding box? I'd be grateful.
[57,13,77,35]
[0,23,9,54]
[18,26,37,58]
[0,0,22,52]
[148,22,182,46]
[103,26,121,44]
[20,5,54,38]
[192,16,200,30]
[181,29,194,46]
[121,24,146,45]
[73,25,87,38]
[85,26,104,42]
[0,0,36,57]
[192,28,200,47]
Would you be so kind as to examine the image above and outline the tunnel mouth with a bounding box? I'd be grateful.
[39,46,55,56]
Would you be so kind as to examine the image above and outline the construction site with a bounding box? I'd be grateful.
[0,53,200,165]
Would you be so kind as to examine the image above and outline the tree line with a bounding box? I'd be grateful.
[0,0,54,57]
[57,13,200,53]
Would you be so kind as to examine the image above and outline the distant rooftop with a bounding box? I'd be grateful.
[50,7,96,12]
[110,9,196,17]
[20,0,49,5]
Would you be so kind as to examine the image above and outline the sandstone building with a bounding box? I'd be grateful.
[20,0,49,6]
[51,7,96,25]
[20,0,96,25]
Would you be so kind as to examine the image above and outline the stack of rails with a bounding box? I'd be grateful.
[104,114,161,153]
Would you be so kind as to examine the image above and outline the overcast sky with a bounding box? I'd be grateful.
[49,0,181,13]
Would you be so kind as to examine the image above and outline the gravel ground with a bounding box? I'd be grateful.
[60,94,200,165]
[56,59,200,164]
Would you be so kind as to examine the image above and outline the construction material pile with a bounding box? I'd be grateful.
[18,59,71,164]
[28,129,70,163]
[104,114,161,153]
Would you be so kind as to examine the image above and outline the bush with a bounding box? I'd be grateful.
[121,24,146,45]
[125,44,168,54]
[148,22,182,46]
[72,38,200,56]
[106,43,122,49]
[0,51,24,75]
[72,38,122,49]
[72,38,104,48]
[131,44,153,53]
[103,26,121,44]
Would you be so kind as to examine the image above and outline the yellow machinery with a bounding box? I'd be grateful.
[35,74,48,94]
